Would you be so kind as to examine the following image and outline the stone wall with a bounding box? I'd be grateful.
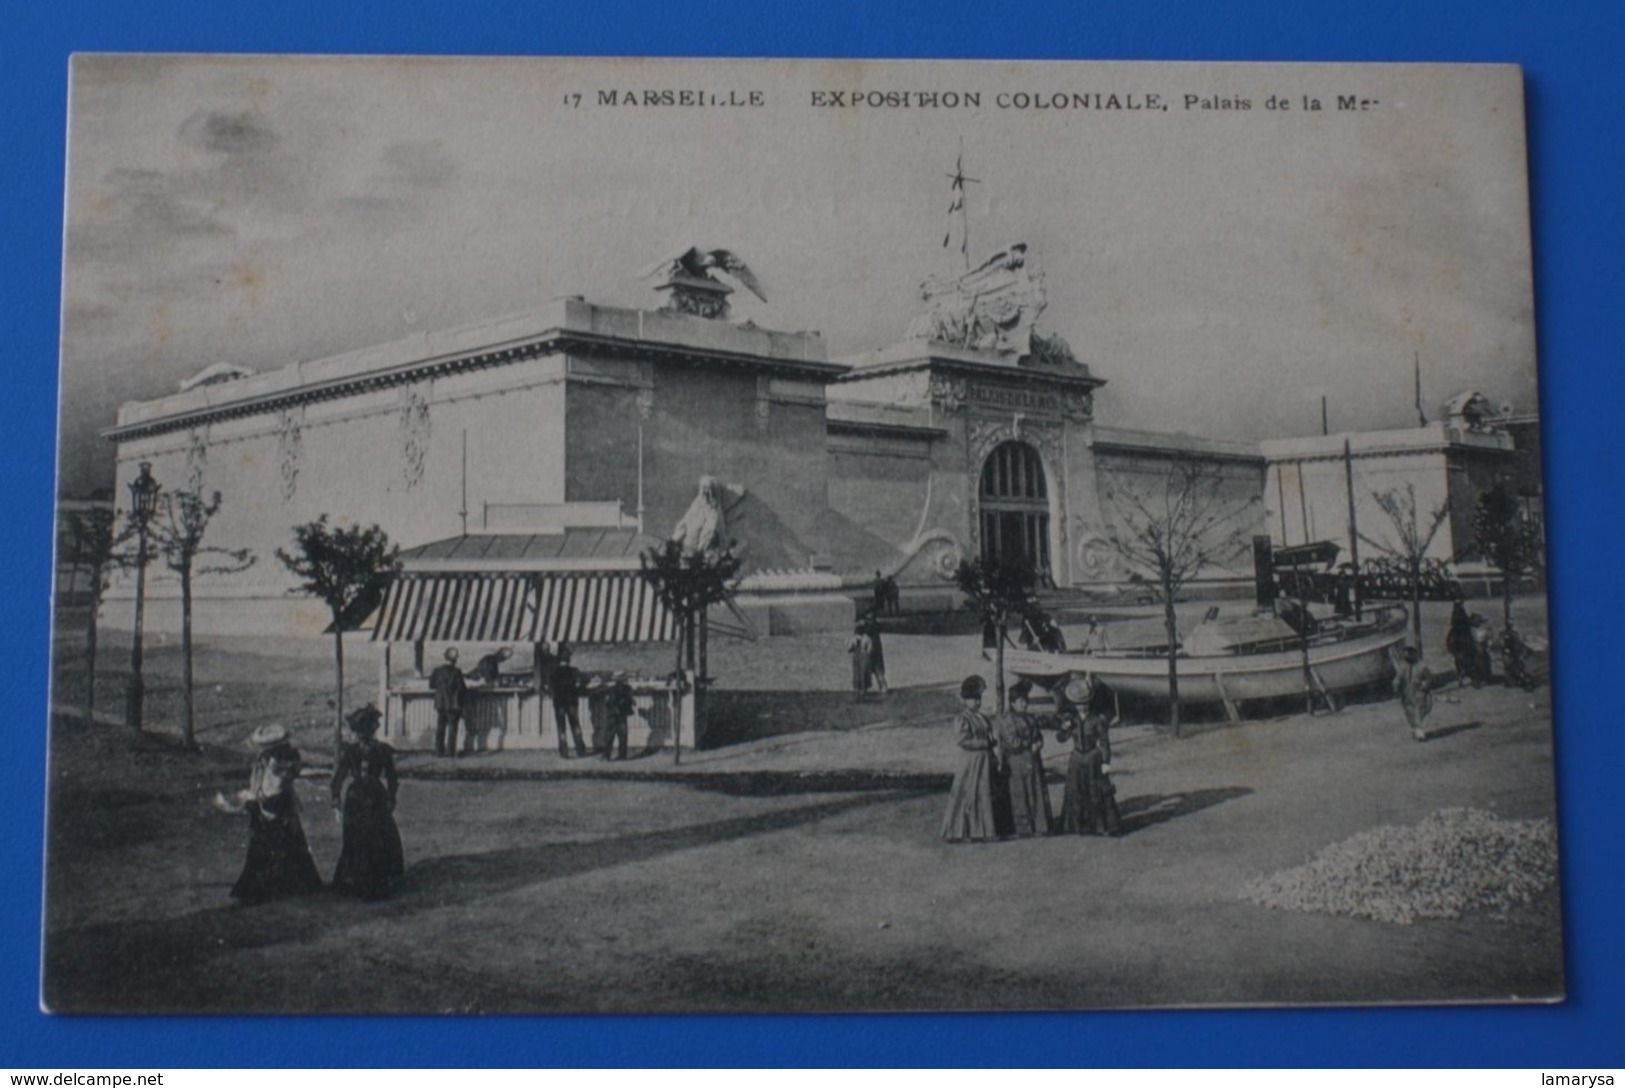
[565,357,833,572]
[107,357,568,626]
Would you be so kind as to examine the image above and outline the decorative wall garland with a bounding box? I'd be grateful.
[185,427,209,493]
[398,383,432,490]
[276,408,303,502]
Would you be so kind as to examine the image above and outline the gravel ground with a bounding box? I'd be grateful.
[1242,807,1560,925]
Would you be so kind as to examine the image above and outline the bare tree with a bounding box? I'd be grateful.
[1472,479,1543,633]
[1102,457,1258,736]
[1358,483,1450,650]
[153,488,255,750]
[276,517,400,751]
[62,506,123,722]
[954,556,1040,712]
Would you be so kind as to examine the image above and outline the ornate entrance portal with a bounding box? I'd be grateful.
[979,440,1051,578]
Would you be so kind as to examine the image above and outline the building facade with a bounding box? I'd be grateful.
[100,271,1535,636]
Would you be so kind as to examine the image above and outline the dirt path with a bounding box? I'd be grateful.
[42,664,1561,1013]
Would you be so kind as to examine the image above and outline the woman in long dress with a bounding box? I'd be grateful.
[1056,677,1121,836]
[940,675,1001,842]
[330,704,405,900]
[220,723,324,904]
[996,680,1053,836]
[846,626,873,701]
[1445,599,1478,687]
[864,614,888,695]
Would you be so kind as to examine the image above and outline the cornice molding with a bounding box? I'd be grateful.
[103,329,849,443]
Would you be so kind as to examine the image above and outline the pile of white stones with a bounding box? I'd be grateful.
[1242,807,1559,925]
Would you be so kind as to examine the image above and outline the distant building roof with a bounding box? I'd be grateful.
[398,527,665,572]
[179,361,257,392]
[834,340,1101,389]
[1092,425,1264,464]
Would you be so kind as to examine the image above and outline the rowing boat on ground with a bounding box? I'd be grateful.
[1005,606,1408,718]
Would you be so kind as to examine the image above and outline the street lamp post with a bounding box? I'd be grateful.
[125,462,161,732]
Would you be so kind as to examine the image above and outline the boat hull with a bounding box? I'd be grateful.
[1006,627,1406,708]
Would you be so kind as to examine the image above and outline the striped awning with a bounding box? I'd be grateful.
[371,572,677,645]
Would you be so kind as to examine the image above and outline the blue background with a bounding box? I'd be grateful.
[3,0,1620,1068]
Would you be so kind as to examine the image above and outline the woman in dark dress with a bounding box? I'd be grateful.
[1445,599,1478,687]
[846,625,873,701]
[864,613,889,694]
[1056,676,1121,836]
[996,680,1052,836]
[330,704,405,900]
[219,723,324,904]
[940,675,1000,842]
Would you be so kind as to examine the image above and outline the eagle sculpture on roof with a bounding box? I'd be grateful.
[640,247,766,318]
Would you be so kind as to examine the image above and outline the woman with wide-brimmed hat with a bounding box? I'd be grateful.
[330,704,405,900]
[996,680,1053,837]
[216,723,324,903]
[940,675,1000,842]
[1055,675,1121,836]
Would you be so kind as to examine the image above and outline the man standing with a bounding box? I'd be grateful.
[551,644,589,758]
[470,646,513,685]
[429,647,468,758]
[602,673,636,761]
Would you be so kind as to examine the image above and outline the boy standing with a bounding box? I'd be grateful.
[1395,645,1434,742]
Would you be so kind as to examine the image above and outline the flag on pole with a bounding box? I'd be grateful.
[943,149,978,264]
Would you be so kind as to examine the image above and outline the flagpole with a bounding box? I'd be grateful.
[1414,351,1427,427]
[960,149,971,270]
[945,142,980,271]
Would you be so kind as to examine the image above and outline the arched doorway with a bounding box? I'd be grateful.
[979,440,1051,579]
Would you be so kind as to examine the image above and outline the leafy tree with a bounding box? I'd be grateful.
[639,539,745,675]
[276,517,399,750]
[953,556,1040,713]
[638,539,744,761]
[62,505,124,722]
[1358,483,1451,650]
[153,488,255,750]
[1473,480,1543,633]
[1101,457,1258,736]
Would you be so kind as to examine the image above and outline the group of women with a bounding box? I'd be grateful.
[217,704,405,905]
[940,674,1122,842]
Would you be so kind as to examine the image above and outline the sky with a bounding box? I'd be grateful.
[57,56,1538,496]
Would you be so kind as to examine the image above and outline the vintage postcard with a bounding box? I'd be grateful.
[46,56,1559,1013]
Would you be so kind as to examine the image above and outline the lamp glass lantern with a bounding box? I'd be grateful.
[129,461,161,521]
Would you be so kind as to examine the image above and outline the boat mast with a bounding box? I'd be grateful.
[1344,437,1362,619]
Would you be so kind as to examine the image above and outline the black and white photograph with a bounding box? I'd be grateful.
[44,55,1560,1014]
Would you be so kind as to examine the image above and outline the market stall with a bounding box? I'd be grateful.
[368,531,699,757]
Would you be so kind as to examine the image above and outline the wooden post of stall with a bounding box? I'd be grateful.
[673,674,684,766]
[675,669,698,766]
[533,641,552,749]
[378,640,392,738]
